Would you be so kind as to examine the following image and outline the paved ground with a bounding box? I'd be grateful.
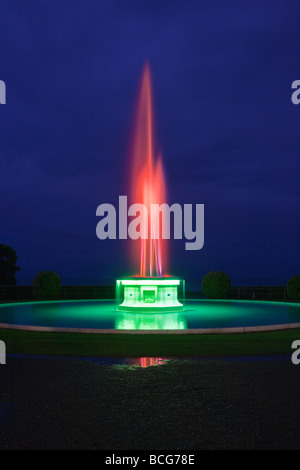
[0,355,299,449]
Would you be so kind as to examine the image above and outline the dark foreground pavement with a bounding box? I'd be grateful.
[0,355,299,449]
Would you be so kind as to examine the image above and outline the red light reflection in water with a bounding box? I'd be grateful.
[130,357,166,368]
[130,63,167,277]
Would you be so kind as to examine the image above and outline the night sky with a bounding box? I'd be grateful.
[1,1,299,290]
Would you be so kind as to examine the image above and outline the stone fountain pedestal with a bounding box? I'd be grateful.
[116,277,184,312]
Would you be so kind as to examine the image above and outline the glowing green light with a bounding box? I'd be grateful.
[116,277,184,312]
[120,279,180,286]
[116,312,186,330]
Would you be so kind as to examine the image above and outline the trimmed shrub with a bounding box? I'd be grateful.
[201,271,231,299]
[33,271,61,300]
[287,275,300,300]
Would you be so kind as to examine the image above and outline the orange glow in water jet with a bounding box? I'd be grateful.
[130,62,167,277]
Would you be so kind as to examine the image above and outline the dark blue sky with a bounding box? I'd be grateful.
[0,0,299,289]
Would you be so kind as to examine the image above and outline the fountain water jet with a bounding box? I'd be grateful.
[117,63,184,312]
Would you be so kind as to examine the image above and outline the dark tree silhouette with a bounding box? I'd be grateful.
[0,244,20,285]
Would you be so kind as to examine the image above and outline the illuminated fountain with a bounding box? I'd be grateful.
[1,69,300,336]
[116,63,184,312]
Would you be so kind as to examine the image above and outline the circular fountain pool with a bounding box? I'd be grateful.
[0,299,300,333]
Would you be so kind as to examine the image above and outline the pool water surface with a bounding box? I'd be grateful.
[0,299,300,331]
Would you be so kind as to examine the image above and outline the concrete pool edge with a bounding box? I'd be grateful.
[1,321,300,334]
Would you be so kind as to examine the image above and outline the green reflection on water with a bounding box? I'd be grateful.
[115,312,186,330]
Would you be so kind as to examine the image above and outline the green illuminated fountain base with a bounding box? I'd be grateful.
[116,277,184,312]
